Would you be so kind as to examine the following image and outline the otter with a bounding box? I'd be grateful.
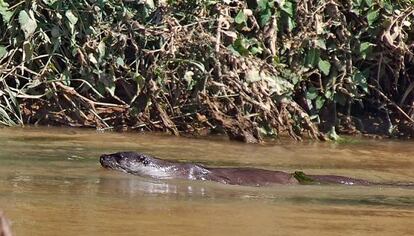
[99,152,382,187]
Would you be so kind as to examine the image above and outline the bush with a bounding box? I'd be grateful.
[0,0,413,141]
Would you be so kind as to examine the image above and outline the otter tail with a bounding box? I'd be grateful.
[294,171,414,188]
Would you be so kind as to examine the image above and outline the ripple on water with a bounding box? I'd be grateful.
[0,127,413,236]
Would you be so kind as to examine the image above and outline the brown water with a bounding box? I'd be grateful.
[0,127,413,236]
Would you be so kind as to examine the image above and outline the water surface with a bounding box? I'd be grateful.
[0,127,413,235]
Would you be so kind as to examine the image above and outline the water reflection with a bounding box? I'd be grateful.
[5,168,414,209]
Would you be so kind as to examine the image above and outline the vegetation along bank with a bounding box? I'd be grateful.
[0,0,413,142]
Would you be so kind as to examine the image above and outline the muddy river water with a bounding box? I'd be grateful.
[0,127,413,235]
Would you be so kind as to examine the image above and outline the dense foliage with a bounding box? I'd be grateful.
[1,0,413,141]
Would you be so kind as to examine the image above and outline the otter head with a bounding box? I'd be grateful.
[100,152,174,179]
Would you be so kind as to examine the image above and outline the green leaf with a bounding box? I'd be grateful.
[228,45,241,57]
[230,37,250,56]
[0,45,7,59]
[359,42,375,59]
[250,46,263,55]
[383,2,393,14]
[328,127,340,141]
[65,10,78,25]
[19,10,38,39]
[363,0,373,7]
[281,1,294,17]
[305,48,319,67]
[315,96,326,110]
[257,0,269,10]
[0,0,13,23]
[315,39,326,50]
[88,53,98,64]
[353,70,369,93]
[61,70,71,86]
[259,8,272,26]
[293,171,316,184]
[286,16,296,31]
[42,0,58,6]
[318,59,331,76]
[266,76,294,95]
[360,42,373,52]
[116,57,124,67]
[235,10,247,24]
[65,10,78,34]
[367,9,379,26]
[324,90,334,100]
[306,87,318,100]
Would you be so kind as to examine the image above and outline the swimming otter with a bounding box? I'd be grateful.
[100,152,376,186]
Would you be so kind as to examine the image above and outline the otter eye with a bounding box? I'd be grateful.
[143,160,149,166]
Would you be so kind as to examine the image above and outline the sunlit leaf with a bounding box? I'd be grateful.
[257,0,269,10]
[324,90,333,100]
[18,10,38,39]
[315,39,326,50]
[359,42,375,59]
[235,10,247,24]
[65,10,78,25]
[0,45,7,59]
[88,53,98,64]
[281,1,294,17]
[363,0,373,7]
[328,127,340,141]
[42,0,58,6]
[0,0,12,23]
[367,9,379,26]
[116,57,124,67]
[318,59,331,76]
[65,10,78,34]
